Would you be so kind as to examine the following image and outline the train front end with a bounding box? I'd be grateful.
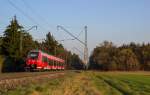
[25,50,42,71]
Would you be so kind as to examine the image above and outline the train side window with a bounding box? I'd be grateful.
[42,56,47,63]
[48,59,53,65]
[58,62,61,66]
[57,62,59,66]
[42,56,44,62]
[54,61,57,66]
[48,58,50,65]
[60,62,61,66]
[51,60,53,65]
[53,61,55,66]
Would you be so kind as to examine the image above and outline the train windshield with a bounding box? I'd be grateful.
[28,52,39,59]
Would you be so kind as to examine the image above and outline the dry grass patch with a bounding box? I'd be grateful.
[50,72,101,95]
[30,91,40,95]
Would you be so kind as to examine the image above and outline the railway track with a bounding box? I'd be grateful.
[0,71,65,93]
[0,71,64,80]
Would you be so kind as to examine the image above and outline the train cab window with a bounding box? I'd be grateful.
[28,52,39,59]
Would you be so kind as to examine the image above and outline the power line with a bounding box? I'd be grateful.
[21,0,83,42]
[57,25,85,45]
[57,25,88,69]
[76,30,84,38]
[21,0,85,43]
[21,0,52,30]
[7,0,47,31]
[7,0,37,25]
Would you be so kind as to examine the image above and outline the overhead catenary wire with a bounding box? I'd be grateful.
[7,0,47,32]
[21,0,52,29]
[21,0,84,44]
[76,30,84,38]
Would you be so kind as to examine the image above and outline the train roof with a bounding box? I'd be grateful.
[29,50,65,63]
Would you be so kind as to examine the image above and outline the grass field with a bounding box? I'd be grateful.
[3,71,150,95]
[92,72,150,95]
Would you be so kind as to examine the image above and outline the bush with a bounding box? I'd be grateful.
[2,56,25,72]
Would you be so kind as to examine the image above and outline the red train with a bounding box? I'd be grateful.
[25,50,65,71]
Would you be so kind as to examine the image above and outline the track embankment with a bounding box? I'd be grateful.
[0,71,65,93]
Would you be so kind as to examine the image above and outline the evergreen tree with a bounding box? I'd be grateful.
[1,16,35,72]
[71,53,84,70]
[43,32,64,55]
[1,16,23,58]
[0,36,3,54]
[43,32,58,55]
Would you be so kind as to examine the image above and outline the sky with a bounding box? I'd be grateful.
[0,0,150,58]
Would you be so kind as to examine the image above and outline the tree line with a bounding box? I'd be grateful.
[0,16,83,72]
[2,16,149,72]
[89,41,150,71]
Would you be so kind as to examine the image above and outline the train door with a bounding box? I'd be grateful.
[42,56,48,69]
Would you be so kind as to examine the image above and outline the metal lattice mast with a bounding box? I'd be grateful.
[57,25,88,69]
[84,26,88,69]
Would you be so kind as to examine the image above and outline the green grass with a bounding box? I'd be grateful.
[2,71,150,95]
[91,72,150,95]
